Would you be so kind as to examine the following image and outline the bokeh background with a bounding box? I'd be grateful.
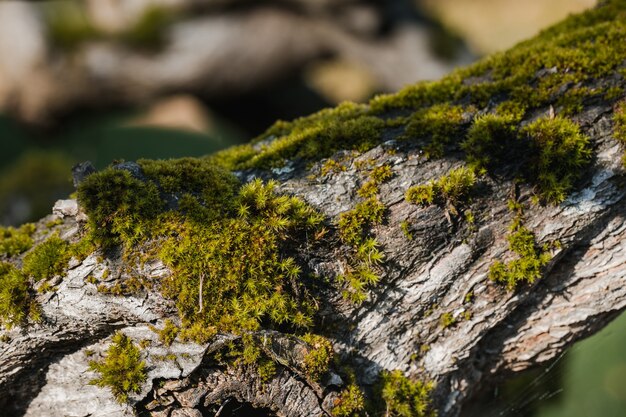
[0,1,623,416]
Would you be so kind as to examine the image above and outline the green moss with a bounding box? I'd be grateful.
[489,208,553,291]
[89,332,146,404]
[301,333,333,381]
[0,263,39,329]
[79,158,326,336]
[22,233,70,282]
[604,86,623,102]
[151,319,179,347]
[400,220,413,241]
[332,383,366,417]
[463,114,591,204]
[210,102,385,170]
[159,178,323,334]
[462,114,520,173]
[521,116,591,204]
[403,104,469,159]
[0,223,36,257]
[68,237,96,263]
[358,165,393,199]
[320,158,349,176]
[258,357,277,383]
[440,312,456,329]
[406,166,477,216]
[202,1,623,207]
[376,370,435,417]
[77,167,162,248]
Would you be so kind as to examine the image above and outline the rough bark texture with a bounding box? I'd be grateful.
[2,4,626,417]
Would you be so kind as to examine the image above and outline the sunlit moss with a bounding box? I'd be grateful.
[462,114,519,173]
[22,233,70,282]
[0,262,39,329]
[210,102,385,170]
[77,167,162,248]
[301,333,333,381]
[403,103,469,158]
[406,166,477,216]
[337,164,391,304]
[332,383,366,417]
[88,332,147,404]
[440,312,456,329]
[489,205,554,291]
[375,370,435,417]
[613,101,626,168]
[0,223,36,257]
[78,160,324,338]
[521,116,591,204]
[150,319,179,347]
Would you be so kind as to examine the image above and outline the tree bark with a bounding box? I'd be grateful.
[2,4,626,417]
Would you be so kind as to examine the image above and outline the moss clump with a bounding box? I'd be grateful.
[22,233,70,282]
[77,167,162,248]
[404,103,469,159]
[462,113,520,173]
[332,383,366,417]
[463,114,591,204]
[338,198,386,247]
[160,178,323,336]
[151,319,179,347]
[337,165,390,303]
[0,263,39,329]
[210,102,385,170]
[489,204,554,291]
[521,116,591,204]
[78,158,325,340]
[301,333,333,381]
[440,312,456,329]
[0,223,36,257]
[406,166,477,216]
[376,370,435,417]
[401,220,413,240]
[88,332,147,404]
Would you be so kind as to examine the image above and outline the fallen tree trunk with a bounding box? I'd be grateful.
[2,2,626,417]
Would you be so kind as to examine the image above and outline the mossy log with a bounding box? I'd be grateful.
[2,2,626,416]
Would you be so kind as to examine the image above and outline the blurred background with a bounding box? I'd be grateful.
[0,1,623,416]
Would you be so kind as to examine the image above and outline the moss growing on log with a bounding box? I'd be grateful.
[521,116,591,204]
[376,370,435,417]
[301,333,333,381]
[0,262,39,329]
[0,223,36,257]
[22,233,70,282]
[489,203,555,291]
[406,166,477,216]
[78,159,324,340]
[88,332,147,403]
[332,383,366,417]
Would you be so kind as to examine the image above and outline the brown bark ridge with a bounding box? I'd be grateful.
[2,3,626,417]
